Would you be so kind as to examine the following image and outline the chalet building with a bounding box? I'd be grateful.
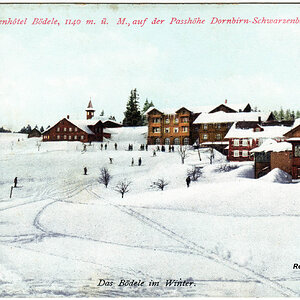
[42,100,122,143]
[28,128,41,138]
[193,111,275,149]
[284,119,300,179]
[146,107,197,145]
[146,101,253,146]
[251,140,293,178]
[224,122,292,162]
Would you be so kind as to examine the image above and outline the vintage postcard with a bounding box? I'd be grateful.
[0,3,300,297]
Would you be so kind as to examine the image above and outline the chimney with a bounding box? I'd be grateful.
[225,99,227,104]
[258,116,262,124]
[67,115,70,119]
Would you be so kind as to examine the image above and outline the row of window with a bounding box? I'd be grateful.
[233,150,249,157]
[202,123,231,130]
[154,137,189,145]
[152,126,189,133]
[43,135,85,140]
[56,127,78,133]
[202,133,222,140]
[232,139,253,147]
[152,117,189,124]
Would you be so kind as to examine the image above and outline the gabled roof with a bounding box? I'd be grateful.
[225,123,290,140]
[193,111,271,124]
[284,118,300,137]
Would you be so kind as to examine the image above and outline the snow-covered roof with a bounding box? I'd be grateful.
[225,123,290,139]
[250,139,292,153]
[193,111,270,124]
[286,137,300,142]
[68,120,95,135]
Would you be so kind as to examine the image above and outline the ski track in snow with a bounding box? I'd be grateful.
[14,183,298,297]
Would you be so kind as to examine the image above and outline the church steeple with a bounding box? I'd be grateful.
[86,98,95,120]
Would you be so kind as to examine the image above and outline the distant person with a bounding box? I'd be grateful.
[84,167,87,175]
[186,176,191,188]
[131,158,134,166]
[114,143,117,150]
[101,144,103,150]
[138,157,142,166]
[14,177,18,188]
[109,157,113,164]
[146,144,148,151]
[104,143,107,150]
[153,150,156,157]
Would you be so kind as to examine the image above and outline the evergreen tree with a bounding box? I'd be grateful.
[278,107,285,120]
[100,110,105,116]
[297,110,300,119]
[142,98,154,113]
[0,126,11,133]
[40,126,44,132]
[109,116,116,121]
[123,89,143,126]
[285,109,292,120]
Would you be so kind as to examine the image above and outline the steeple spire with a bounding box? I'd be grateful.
[86,98,95,120]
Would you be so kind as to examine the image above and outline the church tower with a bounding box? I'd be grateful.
[86,99,95,120]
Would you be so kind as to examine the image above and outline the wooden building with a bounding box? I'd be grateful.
[284,119,300,179]
[42,100,122,143]
[146,107,197,145]
[225,123,291,162]
[28,128,41,138]
[146,101,253,146]
[251,140,293,178]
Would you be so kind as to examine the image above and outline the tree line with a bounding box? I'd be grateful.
[272,108,300,121]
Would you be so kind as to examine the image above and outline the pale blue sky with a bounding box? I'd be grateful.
[1,4,300,130]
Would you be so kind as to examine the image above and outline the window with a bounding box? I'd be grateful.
[152,127,160,133]
[57,135,60,140]
[165,118,170,124]
[155,138,160,145]
[81,135,84,140]
[174,138,180,145]
[203,134,208,140]
[174,118,179,124]
[242,150,248,157]
[75,127,78,132]
[182,117,189,123]
[74,135,77,140]
[64,135,67,140]
[182,126,188,133]
[183,138,189,145]
[203,124,208,130]
[57,127,60,132]
[153,118,161,123]
[165,138,170,145]
[242,139,248,146]
[69,135,72,140]
[69,127,72,132]
[217,123,221,129]
[233,139,240,146]
[174,127,179,133]
[64,128,67,132]
[165,128,170,133]
[216,134,221,140]
[295,145,300,157]
[234,150,239,157]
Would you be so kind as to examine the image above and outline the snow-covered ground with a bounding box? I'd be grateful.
[0,132,299,297]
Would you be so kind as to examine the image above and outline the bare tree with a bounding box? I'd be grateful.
[187,167,202,181]
[98,167,112,188]
[150,178,169,191]
[115,179,131,198]
[178,145,188,164]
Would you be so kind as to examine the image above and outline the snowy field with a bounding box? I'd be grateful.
[0,131,299,297]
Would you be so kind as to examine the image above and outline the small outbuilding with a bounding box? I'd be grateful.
[28,128,42,138]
